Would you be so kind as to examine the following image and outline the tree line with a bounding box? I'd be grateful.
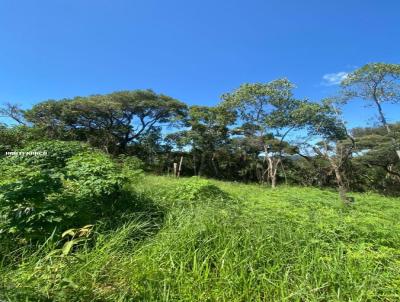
[1,63,400,202]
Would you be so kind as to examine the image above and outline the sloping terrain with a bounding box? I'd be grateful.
[1,176,400,301]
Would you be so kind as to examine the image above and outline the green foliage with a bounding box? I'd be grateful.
[341,63,400,157]
[166,105,235,177]
[2,70,399,191]
[117,155,144,180]
[0,141,86,239]
[0,165,64,239]
[169,177,231,204]
[65,151,126,198]
[24,90,188,153]
[0,124,24,154]
[342,62,400,103]
[348,124,400,194]
[7,140,87,169]
[1,176,400,301]
[221,78,295,134]
[0,141,130,242]
[0,125,43,155]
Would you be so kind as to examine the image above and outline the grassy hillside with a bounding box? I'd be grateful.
[1,175,400,301]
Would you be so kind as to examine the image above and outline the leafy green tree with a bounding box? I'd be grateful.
[295,100,355,203]
[0,103,26,125]
[0,124,24,154]
[341,63,400,159]
[169,105,235,178]
[350,123,400,194]
[222,79,302,187]
[24,90,187,154]
[0,124,45,156]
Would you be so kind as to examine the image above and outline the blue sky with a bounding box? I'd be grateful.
[0,0,399,128]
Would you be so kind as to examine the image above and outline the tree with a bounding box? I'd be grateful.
[349,124,400,194]
[297,100,355,204]
[167,105,235,178]
[0,103,26,125]
[24,90,187,154]
[0,124,25,153]
[221,79,301,187]
[341,63,400,159]
[0,124,43,155]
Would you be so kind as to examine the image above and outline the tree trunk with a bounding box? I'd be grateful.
[177,156,183,177]
[265,156,280,188]
[211,153,219,178]
[193,153,197,176]
[256,162,263,184]
[374,99,391,134]
[198,153,206,176]
[263,144,280,188]
[271,172,277,188]
[332,164,352,204]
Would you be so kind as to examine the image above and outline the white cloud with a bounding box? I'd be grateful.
[321,71,348,86]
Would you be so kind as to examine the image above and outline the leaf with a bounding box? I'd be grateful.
[62,240,75,256]
[81,224,94,229]
[62,229,76,238]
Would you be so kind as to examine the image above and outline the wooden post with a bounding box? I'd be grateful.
[177,156,183,178]
[173,163,178,177]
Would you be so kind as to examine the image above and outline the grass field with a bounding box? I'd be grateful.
[1,175,400,301]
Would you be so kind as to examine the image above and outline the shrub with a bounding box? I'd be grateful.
[0,141,130,242]
[6,140,87,169]
[117,155,144,181]
[65,151,126,198]
[0,165,64,240]
[169,177,231,204]
[0,125,43,155]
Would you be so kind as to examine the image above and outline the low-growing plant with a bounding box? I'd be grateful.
[117,154,144,181]
[65,151,126,198]
[168,177,232,204]
[0,165,64,240]
[3,140,87,169]
[0,141,133,243]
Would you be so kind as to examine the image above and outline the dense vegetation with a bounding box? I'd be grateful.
[1,175,400,301]
[1,63,400,199]
[0,62,399,300]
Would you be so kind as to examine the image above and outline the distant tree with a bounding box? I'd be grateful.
[222,79,304,187]
[168,105,235,177]
[0,124,43,155]
[0,103,26,125]
[24,90,187,153]
[341,63,400,159]
[0,124,22,154]
[128,126,166,169]
[296,100,355,204]
[350,123,400,194]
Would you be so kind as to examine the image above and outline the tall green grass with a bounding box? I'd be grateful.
[1,176,400,301]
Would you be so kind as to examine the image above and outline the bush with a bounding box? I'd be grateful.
[0,165,64,240]
[0,141,131,243]
[117,155,144,181]
[5,140,87,169]
[169,177,231,204]
[65,151,126,198]
[0,125,43,155]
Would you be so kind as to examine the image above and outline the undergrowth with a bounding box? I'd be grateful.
[1,176,400,301]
